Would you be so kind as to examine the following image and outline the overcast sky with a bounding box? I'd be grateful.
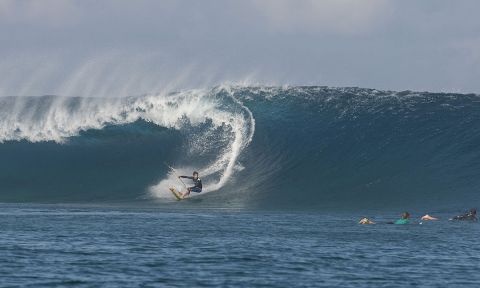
[1,0,479,96]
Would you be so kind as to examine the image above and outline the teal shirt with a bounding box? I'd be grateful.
[394,218,409,225]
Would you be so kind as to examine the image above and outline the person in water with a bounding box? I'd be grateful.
[450,208,477,221]
[359,217,375,225]
[178,171,202,198]
[394,212,410,225]
[421,214,438,221]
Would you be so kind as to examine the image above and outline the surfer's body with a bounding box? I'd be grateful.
[393,212,410,225]
[179,171,202,198]
[421,214,438,221]
[359,218,375,224]
[450,208,477,221]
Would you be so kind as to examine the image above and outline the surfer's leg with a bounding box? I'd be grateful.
[182,188,191,198]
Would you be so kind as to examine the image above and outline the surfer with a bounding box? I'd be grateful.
[178,171,202,197]
[393,212,410,225]
[450,208,477,221]
[359,217,375,224]
[420,214,438,221]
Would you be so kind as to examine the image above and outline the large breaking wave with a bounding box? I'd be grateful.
[1,86,479,209]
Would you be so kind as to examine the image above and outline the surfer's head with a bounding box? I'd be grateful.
[402,212,410,219]
[193,171,199,179]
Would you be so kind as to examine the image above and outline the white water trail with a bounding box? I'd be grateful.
[148,88,255,199]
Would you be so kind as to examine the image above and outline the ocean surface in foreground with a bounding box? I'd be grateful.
[1,204,479,287]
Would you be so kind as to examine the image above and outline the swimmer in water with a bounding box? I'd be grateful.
[450,208,477,222]
[393,212,410,225]
[421,214,438,221]
[359,218,375,224]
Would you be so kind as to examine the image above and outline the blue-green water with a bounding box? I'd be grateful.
[1,204,479,287]
[1,87,479,209]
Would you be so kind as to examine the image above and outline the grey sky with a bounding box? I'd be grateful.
[1,0,479,96]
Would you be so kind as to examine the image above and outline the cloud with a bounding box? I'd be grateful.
[0,0,480,93]
[0,0,80,27]
[249,0,391,35]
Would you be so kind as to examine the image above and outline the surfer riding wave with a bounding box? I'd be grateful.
[178,171,202,198]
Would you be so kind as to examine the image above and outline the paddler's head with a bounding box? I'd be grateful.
[402,212,410,219]
[193,171,199,180]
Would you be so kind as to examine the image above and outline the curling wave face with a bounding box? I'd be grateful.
[0,88,254,202]
[0,86,479,209]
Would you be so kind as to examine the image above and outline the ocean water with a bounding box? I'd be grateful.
[1,86,480,208]
[1,204,479,287]
[1,86,480,286]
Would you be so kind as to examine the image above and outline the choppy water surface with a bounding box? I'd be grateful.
[1,204,479,287]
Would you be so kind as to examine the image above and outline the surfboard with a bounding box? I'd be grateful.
[169,187,183,200]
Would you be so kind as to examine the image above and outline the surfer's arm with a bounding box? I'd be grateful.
[178,176,193,179]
